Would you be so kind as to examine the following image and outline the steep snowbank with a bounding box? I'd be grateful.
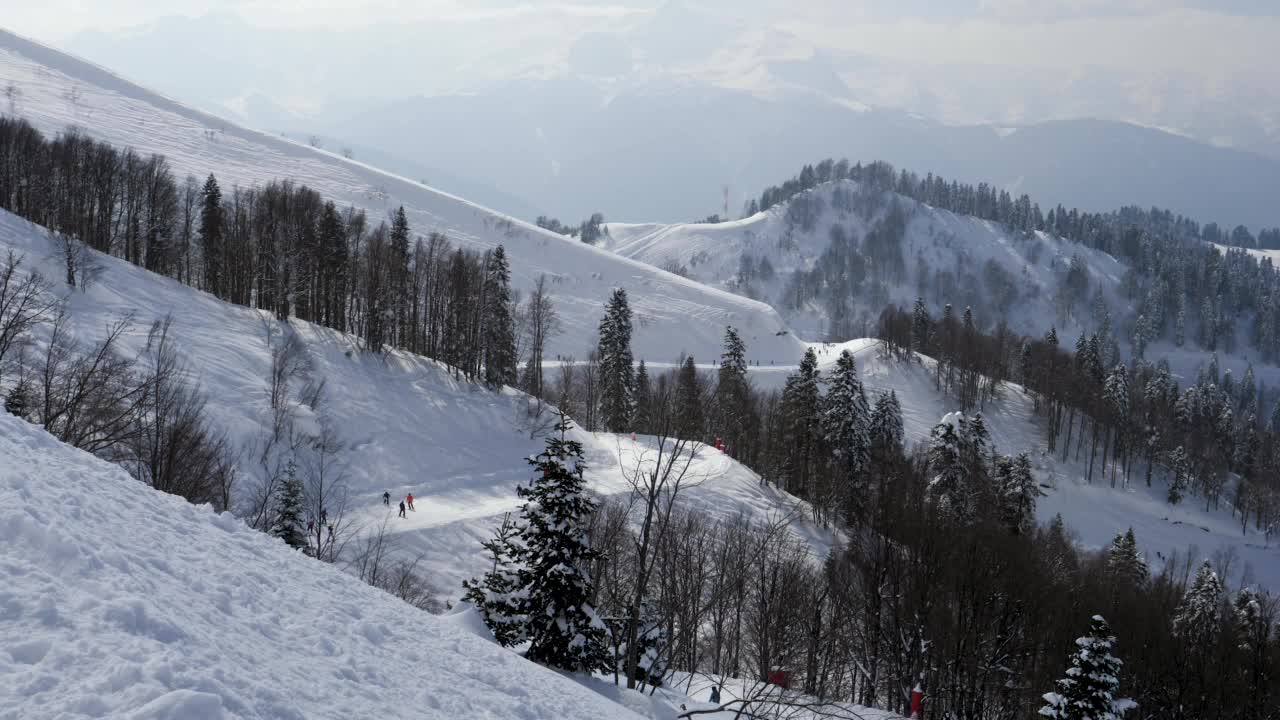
[0,411,649,720]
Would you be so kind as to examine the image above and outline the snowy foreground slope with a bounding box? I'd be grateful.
[0,27,805,364]
[0,208,834,600]
[0,411,654,720]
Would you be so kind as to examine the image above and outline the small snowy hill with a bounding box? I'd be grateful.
[0,411,653,720]
[0,27,805,365]
[741,340,1280,592]
[0,207,834,601]
[605,179,1128,345]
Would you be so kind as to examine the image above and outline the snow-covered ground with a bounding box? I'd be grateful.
[0,409,658,720]
[0,28,806,366]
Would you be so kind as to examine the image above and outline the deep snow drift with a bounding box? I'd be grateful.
[0,410,651,720]
[0,27,806,365]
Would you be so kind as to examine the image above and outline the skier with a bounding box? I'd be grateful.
[406,493,415,511]
[709,686,721,704]
[382,491,390,506]
[398,501,407,518]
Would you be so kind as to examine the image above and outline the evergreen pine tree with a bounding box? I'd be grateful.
[1105,528,1149,587]
[199,174,224,296]
[1000,452,1040,534]
[911,297,931,355]
[1173,561,1224,643]
[927,413,971,521]
[868,390,905,452]
[462,512,527,646]
[481,246,517,388]
[597,289,635,432]
[715,326,750,454]
[822,349,871,515]
[674,355,703,440]
[1039,615,1135,720]
[389,207,412,345]
[1167,446,1191,505]
[779,348,822,495]
[272,459,307,550]
[4,377,32,420]
[516,413,613,672]
[633,360,652,435]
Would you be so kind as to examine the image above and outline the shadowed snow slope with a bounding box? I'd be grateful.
[0,27,805,364]
[0,411,649,720]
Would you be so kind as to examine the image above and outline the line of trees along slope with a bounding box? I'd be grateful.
[0,116,518,386]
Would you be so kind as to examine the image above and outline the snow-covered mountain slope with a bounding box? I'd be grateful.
[0,27,805,365]
[737,339,1280,592]
[605,179,1127,344]
[0,208,834,602]
[0,410,654,720]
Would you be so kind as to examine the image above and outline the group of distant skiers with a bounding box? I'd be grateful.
[382,490,415,518]
[306,509,335,542]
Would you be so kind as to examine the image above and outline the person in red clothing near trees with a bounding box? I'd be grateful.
[406,493,415,511]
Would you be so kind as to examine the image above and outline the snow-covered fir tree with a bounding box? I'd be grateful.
[516,413,613,673]
[1105,528,1148,588]
[927,413,968,519]
[999,452,1040,535]
[822,349,871,512]
[481,245,517,388]
[675,355,703,440]
[4,377,31,420]
[1172,561,1224,643]
[597,288,635,433]
[911,297,931,354]
[462,512,527,646]
[868,390,904,452]
[779,348,822,496]
[1039,615,1135,720]
[272,458,307,550]
[633,360,652,435]
[1166,446,1191,505]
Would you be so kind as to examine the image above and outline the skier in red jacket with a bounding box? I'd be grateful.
[406,493,415,511]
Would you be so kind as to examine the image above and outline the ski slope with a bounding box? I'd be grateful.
[0,207,835,603]
[0,410,657,720]
[0,27,806,365]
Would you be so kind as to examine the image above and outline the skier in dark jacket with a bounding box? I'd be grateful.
[709,686,721,704]
[398,501,406,518]
[382,491,391,506]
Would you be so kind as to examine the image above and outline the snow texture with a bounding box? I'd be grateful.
[0,410,651,720]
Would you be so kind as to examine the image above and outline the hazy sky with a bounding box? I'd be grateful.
[7,0,1279,81]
